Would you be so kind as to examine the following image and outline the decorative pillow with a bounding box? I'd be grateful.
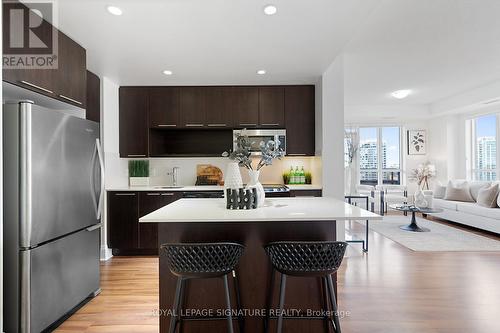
[469,181,491,202]
[476,184,499,208]
[443,181,474,202]
[433,185,447,199]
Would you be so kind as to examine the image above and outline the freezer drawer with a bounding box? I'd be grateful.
[22,226,100,333]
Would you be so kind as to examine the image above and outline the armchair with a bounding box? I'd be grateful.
[375,185,408,215]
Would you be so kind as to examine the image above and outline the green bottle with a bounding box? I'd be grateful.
[294,166,300,185]
[289,166,295,184]
[300,166,306,184]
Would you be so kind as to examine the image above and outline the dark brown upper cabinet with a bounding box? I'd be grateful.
[285,85,315,156]
[86,71,100,122]
[180,87,206,128]
[149,87,180,128]
[119,87,149,157]
[205,87,233,128]
[259,87,285,127]
[57,32,87,107]
[232,87,259,128]
[2,4,86,108]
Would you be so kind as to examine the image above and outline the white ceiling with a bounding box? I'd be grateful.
[344,0,500,109]
[54,0,379,86]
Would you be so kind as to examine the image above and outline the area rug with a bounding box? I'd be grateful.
[356,216,500,252]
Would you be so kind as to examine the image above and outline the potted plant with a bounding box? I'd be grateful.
[129,160,150,187]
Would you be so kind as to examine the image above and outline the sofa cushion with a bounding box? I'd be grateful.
[457,202,500,220]
[433,185,447,199]
[469,181,491,201]
[476,184,499,208]
[433,198,458,211]
[444,181,474,202]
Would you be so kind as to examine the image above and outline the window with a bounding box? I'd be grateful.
[358,127,402,186]
[471,114,497,181]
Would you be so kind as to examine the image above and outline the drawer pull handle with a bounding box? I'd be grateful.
[261,123,280,126]
[147,193,160,196]
[239,123,257,126]
[58,94,83,105]
[161,193,175,196]
[127,154,146,157]
[115,193,136,196]
[157,124,177,127]
[20,81,54,94]
[288,153,307,156]
[207,124,227,127]
[185,124,204,127]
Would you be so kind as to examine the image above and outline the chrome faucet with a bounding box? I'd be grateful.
[167,167,180,186]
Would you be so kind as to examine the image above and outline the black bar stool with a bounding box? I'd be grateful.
[161,242,245,333]
[264,241,348,333]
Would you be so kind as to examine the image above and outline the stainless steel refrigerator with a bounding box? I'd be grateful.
[3,100,104,333]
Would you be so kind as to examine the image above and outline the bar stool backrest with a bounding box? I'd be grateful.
[265,241,348,276]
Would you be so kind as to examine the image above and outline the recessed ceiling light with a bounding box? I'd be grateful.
[263,5,277,15]
[162,70,173,76]
[257,70,266,75]
[391,89,411,99]
[106,5,123,16]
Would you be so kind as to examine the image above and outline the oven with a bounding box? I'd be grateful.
[233,129,286,155]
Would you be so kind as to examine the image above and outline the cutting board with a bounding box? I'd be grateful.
[196,164,224,185]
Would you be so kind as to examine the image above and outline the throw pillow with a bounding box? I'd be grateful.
[476,184,499,208]
[443,181,474,202]
[469,181,491,202]
[433,185,447,199]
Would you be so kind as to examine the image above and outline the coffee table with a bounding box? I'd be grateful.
[389,205,444,232]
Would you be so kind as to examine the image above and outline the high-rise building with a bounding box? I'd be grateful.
[476,136,496,181]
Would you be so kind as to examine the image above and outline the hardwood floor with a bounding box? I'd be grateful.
[56,216,500,333]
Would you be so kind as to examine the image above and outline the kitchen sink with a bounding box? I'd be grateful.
[153,186,184,189]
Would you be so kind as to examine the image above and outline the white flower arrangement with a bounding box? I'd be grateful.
[409,161,436,190]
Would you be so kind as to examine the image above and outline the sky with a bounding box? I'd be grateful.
[476,114,496,137]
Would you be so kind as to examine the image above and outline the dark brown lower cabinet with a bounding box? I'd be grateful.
[138,192,182,252]
[289,189,322,197]
[107,191,181,255]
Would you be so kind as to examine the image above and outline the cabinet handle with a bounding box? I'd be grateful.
[288,153,307,156]
[239,123,257,126]
[161,193,175,196]
[147,193,160,196]
[207,124,227,127]
[115,193,136,196]
[185,124,204,127]
[58,94,83,105]
[261,123,280,126]
[157,124,177,127]
[20,80,54,94]
[127,154,146,157]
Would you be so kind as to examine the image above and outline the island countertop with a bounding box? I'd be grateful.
[139,197,382,223]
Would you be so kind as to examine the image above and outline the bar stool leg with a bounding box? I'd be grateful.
[264,268,275,333]
[223,274,235,333]
[326,275,341,333]
[320,277,330,333]
[232,270,245,333]
[169,277,184,333]
[178,279,186,333]
[276,274,287,333]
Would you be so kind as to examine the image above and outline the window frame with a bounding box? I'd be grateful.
[468,113,499,181]
[357,126,403,186]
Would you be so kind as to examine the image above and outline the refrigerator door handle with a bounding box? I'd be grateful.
[96,138,105,220]
[86,223,102,232]
[89,141,99,219]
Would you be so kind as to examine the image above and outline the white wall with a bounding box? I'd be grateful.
[319,55,346,240]
[100,77,120,260]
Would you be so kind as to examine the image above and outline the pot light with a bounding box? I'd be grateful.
[162,70,173,76]
[106,5,123,16]
[263,5,277,15]
[257,69,266,75]
[391,89,411,99]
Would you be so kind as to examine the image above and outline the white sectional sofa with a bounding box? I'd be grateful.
[430,181,500,234]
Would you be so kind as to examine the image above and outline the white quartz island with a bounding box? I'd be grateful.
[139,197,382,223]
[150,197,380,333]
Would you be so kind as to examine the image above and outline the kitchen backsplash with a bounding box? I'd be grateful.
[104,154,322,189]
